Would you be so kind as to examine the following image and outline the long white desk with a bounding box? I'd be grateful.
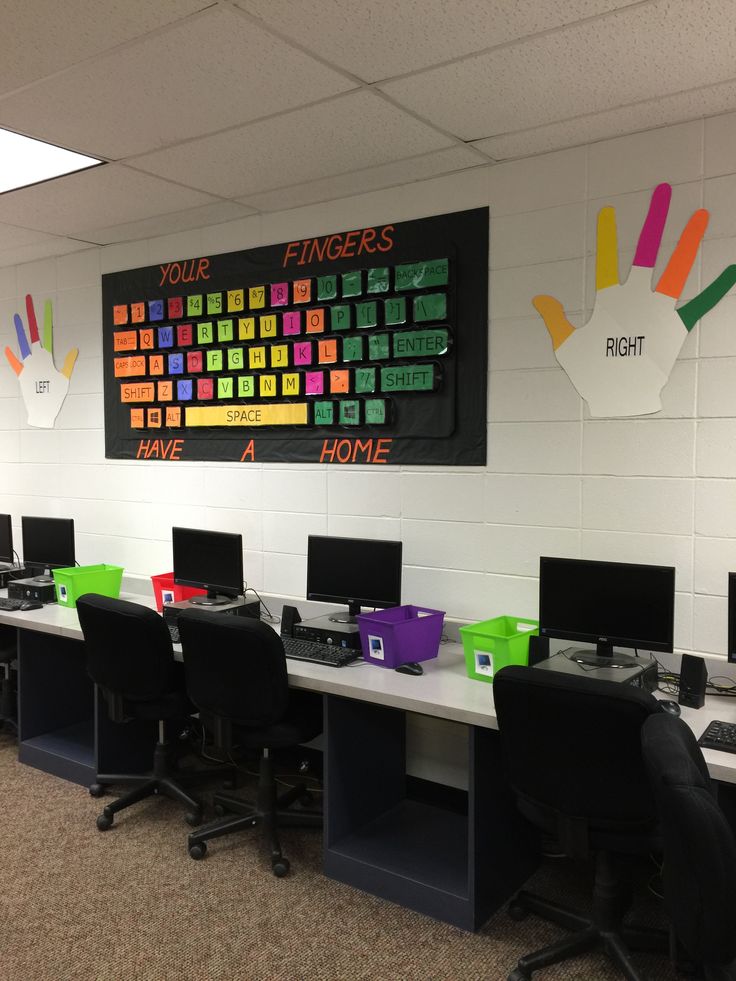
[3,595,736,932]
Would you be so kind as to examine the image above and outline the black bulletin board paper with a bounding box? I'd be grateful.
[102,207,488,465]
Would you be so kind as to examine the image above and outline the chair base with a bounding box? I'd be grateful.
[507,852,669,981]
[93,732,234,830]
[187,751,322,875]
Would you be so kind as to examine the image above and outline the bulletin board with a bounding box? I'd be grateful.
[101,207,488,465]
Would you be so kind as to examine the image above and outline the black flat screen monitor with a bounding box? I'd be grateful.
[172,527,243,606]
[0,514,13,566]
[728,572,736,664]
[22,516,75,583]
[306,535,402,623]
[539,556,675,669]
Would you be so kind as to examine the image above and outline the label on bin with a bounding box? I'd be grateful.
[368,635,385,661]
[475,651,493,675]
[59,584,67,602]
[162,589,175,605]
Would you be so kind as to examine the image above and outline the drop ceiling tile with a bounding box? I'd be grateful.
[0,224,60,250]
[238,0,638,82]
[82,201,257,245]
[240,146,485,211]
[474,82,736,162]
[0,164,217,237]
[130,90,454,198]
[0,239,90,268]
[0,5,355,159]
[0,0,210,95]
[379,0,736,141]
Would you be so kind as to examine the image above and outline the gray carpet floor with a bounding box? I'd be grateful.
[0,730,680,980]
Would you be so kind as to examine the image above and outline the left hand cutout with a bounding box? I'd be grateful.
[5,295,78,428]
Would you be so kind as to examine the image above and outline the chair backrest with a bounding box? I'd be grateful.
[642,713,736,969]
[492,665,662,849]
[76,593,176,703]
[177,609,289,730]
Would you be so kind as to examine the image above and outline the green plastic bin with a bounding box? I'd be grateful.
[459,615,539,682]
[53,564,124,608]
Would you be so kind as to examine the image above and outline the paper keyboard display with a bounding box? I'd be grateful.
[102,208,488,465]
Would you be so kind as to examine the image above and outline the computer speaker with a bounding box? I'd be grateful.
[528,634,549,667]
[678,653,707,709]
[281,605,302,638]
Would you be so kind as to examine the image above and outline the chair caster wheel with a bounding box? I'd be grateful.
[89,783,106,798]
[508,902,529,921]
[96,812,113,831]
[185,810,203,827]
[189,842,207,860]
[272,855,290,878]
[213,803,226,817]
[508,970,531,981]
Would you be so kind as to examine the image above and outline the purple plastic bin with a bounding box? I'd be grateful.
[356,605,445,669]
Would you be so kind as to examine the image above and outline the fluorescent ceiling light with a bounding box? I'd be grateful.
[0,129,101,193]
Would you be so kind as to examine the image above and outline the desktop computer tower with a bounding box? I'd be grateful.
[8,577,56,604]
[162,595,260,631]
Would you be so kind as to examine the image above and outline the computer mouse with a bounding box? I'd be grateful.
[659,699,681,717]
[19,600,43,611]
[395,662,424,676]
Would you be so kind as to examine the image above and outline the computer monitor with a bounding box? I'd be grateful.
[306,535,402,623]
[539,556,675,669]
[172,527,243,606]
[728,572,736,664]
[22,516,76,583]
[0,514,13,568]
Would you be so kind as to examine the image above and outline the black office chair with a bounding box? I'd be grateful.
[642,713,736,980]
[492,664,668,981]
[76,594,220,831]
[177,608,323,877]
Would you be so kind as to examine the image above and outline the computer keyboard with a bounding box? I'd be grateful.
[282,635,361,668]
[0,598,23,611]
[698,719,736,754]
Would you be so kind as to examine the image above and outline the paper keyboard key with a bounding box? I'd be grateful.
[206,350,223,371]
[395,259,449,291]
[271,345,288,368]
[355,301,378,329]
[185,403,308,426]
[314,401,333,424]
[198,322,214,345]
[260,375,277,397]
[293,279,312,304]
[187,295,203,317]
[355,367,376,393]
[158,381,173,401]
[227,289,244,312]
[259,314,277,338]
[367,267,390,293]
[114,331,137,352]
[249,286,266,309]
[168,297,184,318]
[384,297,406,325]
[217,319,234,342]
[131,302,145,324]
[121,382,154,402]
[149,300,164,321]
[342,336,364,361]
[330,305,351,331]
[177,380,193,400]
[187,351,203,373]
[282,373,300,395]
[148,408,162,427]
[306,308,325,333]
[218,377,234,398]
[318,339,338,364]
[207,292,223,315]
[239,317,255,340]
[365,399,387,423]
[282,311,301,335]
[139,328,154,349]
[341,270,362,298]
[168,353,184,374]
[238,376,254,398]
[392,327,449,358]
[330,369,349,393]
[228,348,244,371]
[413,293,447,322]
[158,326,174,347]
[249,347,267,370]
[270,283,289,306]
[339,400,360,424]
[381,364,436,391]
[317,275,337,301]
[369,335,390,360]
[130,408,144,427]
[149,354,164,375]
[177,324,193,346]
[166,407,181,427]
[305,371,324,395]
[113,305,128,325]
[198,378,214,400]
[114,355,146,377]
[293,341,312,366]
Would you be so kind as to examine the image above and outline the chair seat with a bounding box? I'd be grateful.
[126,688,195,721]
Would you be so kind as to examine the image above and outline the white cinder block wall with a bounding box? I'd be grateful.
[3,113,736,675]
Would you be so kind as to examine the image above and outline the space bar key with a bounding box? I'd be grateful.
[185,404,308,426]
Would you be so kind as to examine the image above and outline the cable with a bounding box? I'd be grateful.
[243,584,279,624]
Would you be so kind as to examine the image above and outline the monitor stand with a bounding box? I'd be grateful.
[33,575,54,585]
[569,642,642,670]
[188,591,232,607]
[328,601,361,625]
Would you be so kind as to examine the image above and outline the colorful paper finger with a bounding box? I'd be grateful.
[13,313,31,359]
[4,346,22,376]
[656,209,709,300]
[532,295,575,350]
[43,299,53,354]
[677,265,736,331]
[61,348,78,380]
[596,206,619,290]
[25,294,39,344]
[633,183,672,269]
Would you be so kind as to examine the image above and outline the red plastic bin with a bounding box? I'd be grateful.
[151,572,206,612]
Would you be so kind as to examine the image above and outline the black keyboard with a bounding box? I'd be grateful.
[282,635,361,668]
[698,720,736,754]
[168,623,180,644]
[0,598,23,611]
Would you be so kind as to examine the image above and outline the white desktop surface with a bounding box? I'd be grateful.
[2,591,736,782]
